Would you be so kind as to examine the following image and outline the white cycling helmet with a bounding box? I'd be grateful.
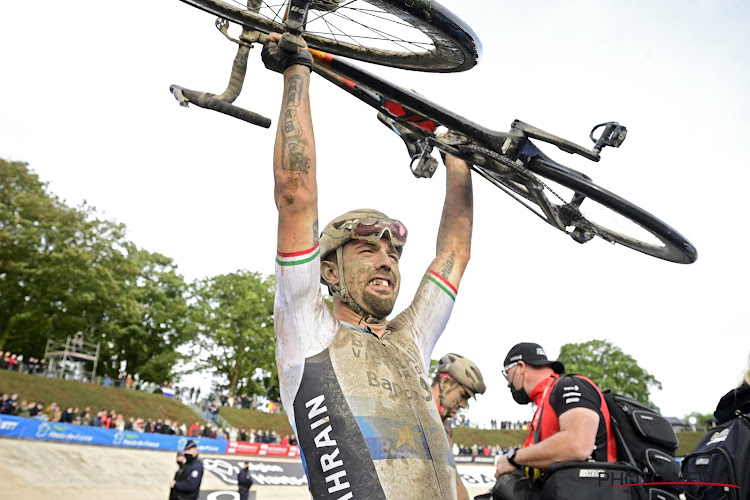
[437,353,487,398]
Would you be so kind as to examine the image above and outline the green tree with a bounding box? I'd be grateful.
[1,159,190,384]
[557,339,662,409]
[1,159,135,354]
[109,249,190,385]
[429,359,439,379]
[683,411,714,432]
[188,271,277,399]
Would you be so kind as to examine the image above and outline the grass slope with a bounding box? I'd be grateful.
[0,370,704,455]
[0,370,199,424]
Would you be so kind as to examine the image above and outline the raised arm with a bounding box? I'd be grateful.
[268,34,318,251]
[429,154,473,288]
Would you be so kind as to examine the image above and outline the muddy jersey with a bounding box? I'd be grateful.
[275,243,459,499]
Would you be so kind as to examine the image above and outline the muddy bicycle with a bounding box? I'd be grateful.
[170,0,698,264]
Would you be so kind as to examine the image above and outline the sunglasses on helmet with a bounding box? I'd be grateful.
[335,217,408,247]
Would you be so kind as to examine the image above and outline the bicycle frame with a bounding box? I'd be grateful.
[170,16,697,264]
[308,49,622,236]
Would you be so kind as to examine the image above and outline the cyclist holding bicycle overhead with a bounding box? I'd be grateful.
[432,353,487,500]
[263,32,474,500]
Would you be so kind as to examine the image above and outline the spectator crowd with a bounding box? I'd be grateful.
[3,349,518,454]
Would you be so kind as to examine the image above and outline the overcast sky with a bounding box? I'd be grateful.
[2,1,749,426]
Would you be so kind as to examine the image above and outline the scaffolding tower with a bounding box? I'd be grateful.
[43,331,101,382]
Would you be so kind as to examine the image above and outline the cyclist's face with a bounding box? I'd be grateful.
[342,237,401,317]
[442,383,471,416]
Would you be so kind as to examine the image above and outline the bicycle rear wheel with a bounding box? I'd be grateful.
[523,159,698,264]
[178,0,481,72]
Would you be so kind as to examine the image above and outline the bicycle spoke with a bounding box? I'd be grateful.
[322,10,424,52]
[305,0,359,24]
[309,4,417,30]
[303,30,431,47]
[321,17,346,45]
[213,0,434,52]
[338,7,421,29]
[186,0,478,71]
[259,0,286,24]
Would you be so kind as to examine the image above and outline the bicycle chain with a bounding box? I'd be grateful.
[459,143,607,240]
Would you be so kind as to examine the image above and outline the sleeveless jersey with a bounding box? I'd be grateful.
[275,243,460,499]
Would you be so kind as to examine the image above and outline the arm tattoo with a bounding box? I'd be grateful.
[281,75,310,173]
[440,252,455,279]
[313,219,319,243]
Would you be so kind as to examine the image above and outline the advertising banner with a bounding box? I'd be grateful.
[454,454,498,464]
[203,457,307,487]
[0,414,228,453]
[225,440,300,457]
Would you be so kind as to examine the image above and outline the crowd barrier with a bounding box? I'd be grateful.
[0,414,301,457]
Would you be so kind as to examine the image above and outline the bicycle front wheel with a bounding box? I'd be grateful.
[526,159,698,264]
[178,0,481,72]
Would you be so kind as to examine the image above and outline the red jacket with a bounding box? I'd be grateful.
[524,374,617,462]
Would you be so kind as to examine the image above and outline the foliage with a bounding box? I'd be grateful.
[429,358,439,379]
[557,339,662,409]
[0,159,190,384]
[683,411,715,431]
[188,271,277,399]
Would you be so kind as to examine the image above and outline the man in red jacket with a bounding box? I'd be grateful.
[188,421,201,438]
[495,342,616,479]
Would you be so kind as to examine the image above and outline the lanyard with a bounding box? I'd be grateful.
[531,375,559,444]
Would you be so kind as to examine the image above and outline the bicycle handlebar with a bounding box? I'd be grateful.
[170,85,271,128]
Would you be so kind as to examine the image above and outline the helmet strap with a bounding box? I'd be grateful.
[333,246,384,325]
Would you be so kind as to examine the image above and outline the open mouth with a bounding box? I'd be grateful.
[368,278,392,290]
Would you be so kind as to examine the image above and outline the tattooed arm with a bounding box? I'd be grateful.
[429,154,473,288]
[271,33,318,252]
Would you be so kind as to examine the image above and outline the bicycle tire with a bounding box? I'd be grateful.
[178,0,481,72]
[526,159,698,264]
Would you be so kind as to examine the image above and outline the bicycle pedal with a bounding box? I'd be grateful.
[411,155,438,179]
[590,122,627,152]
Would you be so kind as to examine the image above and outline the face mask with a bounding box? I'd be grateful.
[185,453,196,462]
[509,368,531,405]
[511,385,531,405]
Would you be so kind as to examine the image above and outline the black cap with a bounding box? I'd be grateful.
[503,342,565,374]
[184,440,197,451]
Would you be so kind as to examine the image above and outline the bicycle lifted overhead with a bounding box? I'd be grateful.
[170,0,698,264]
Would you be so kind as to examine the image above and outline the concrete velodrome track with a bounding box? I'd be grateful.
[0,438,496,499]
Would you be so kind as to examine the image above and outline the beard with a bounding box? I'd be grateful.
[360,290,397,318]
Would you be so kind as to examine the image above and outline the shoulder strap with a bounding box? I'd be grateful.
[533,375,566,444]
